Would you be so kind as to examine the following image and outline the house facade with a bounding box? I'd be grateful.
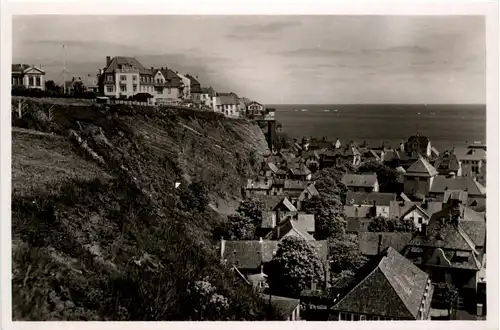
[176,73,192,99]
[218,92,240,118]
[200,86,216,109]
[152,68,183,104]
[344,192,397,219]
[186,74,202,104]
[342,174,379,193]
[403,157,439,200]
[12,64,45,90]
[99,56,155,98]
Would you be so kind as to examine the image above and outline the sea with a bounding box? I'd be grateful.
[270,104,486,152]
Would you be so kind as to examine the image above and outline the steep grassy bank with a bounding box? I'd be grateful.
[11,98,271,320]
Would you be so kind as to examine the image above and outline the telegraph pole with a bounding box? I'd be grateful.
[63,44,67,94]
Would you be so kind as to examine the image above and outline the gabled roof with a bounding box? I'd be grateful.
[186,74,202,92]
[358,232,413,256]
[400,204,430,219]
[103,56,150,75]
[342,173,378,188]
[405,157,438,177]
[333,247,430,319]
[219,93,239,105]
[301,184,319,198]
[389,201,416,219]
[222,241,273,269]
[253,195,297,212]
[265,219,315,241]
[345,192,396,206]
[260,294,300,320]
[12,64,45,74]
[434,151,461,173]
[247,101,262,106]
[453,147,486,161]
[430,175,486,196]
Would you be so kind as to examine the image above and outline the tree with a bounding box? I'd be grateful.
[267,236,325,297]
[187,280,229,320]
[434,283,458,318]
[357,161,401,193]
[237,198,263,225]
[225,214,256,240]
[395,218,416,232]
[368,217,416,232]
[179,181,210,213]
[302,195,346,240]
[329,235,367,274]
[45,80,58,92]
[368,216,395,232]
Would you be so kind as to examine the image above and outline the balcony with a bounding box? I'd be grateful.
[119,80,127,85]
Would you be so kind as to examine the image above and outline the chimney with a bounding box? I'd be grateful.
[277,225,281,239]
[259,237,263,243]
[220,237,225,260]
[106,56,111,66]
[377,234,383,255]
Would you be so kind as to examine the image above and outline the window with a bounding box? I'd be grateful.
[107,75,113,81]
[133,86,137,92]
[120,86,127,93]
[418,217,423,224]
[36,77,41,86]
[132,75,137,81]
[106,86,114,93]
[353,314,360,321]
[359,315,366,321]
[120,75,126,81]
[29,77,34,86]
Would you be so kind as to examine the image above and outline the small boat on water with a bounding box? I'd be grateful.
[333,109,339,112]
[301,108,308,112]
[429,112,436,115]
[323,109,331,112]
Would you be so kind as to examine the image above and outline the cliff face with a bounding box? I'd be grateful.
[11,97,271,320]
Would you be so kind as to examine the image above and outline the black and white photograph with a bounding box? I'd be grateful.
[1,1,498,328]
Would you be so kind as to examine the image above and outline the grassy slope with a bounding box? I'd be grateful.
[11,98,271,320]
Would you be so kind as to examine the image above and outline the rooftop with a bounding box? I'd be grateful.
[333,247,430,320]
[405,157,439,177]
[345,192,397,206]
[342,173,378,188]
[430,175,486,196]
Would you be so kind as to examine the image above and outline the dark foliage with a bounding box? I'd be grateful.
[267,237,325,298]
[357,160,401,193]
[367,216,416,232]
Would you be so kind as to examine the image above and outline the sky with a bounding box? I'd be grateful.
[12,15,486,104]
